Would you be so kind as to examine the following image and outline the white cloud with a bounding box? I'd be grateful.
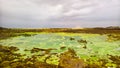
[1,0,63,20]
[0,0,120,28]
[63,6,95,16]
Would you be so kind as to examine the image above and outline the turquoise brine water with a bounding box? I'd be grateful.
[0,33,120,58]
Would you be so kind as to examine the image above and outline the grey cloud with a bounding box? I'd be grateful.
[0,0,120,28]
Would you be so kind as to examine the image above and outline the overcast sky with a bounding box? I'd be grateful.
[0,0,120,28]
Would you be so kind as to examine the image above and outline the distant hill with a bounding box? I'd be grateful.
[0,26,120,30]
[106,26,120,29]
[93,26,120,30]
[0,27,7,29]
